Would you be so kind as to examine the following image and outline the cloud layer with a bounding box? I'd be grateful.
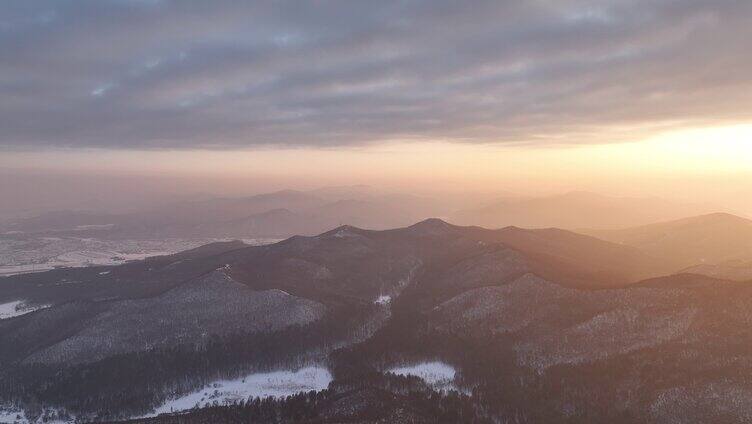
[1,0,751,149]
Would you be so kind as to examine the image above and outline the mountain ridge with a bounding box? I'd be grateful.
[579,212,752,271]
[3,218,752,422]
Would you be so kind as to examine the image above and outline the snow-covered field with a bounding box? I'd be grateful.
[388,361,464,393]
[0,407,24,424]
[0,237,278,276]
[0,405,70,424]
[147,366,332,416]
[0,300,49,320]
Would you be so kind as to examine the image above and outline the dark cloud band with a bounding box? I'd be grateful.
[1,0,750,149]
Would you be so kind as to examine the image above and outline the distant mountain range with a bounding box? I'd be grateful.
[1,188,448,239]
[451,191,720,229]
[3,217,752,422]
[580,212,752,271]
[2,189,729,240]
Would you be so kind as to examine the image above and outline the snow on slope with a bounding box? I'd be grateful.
[388,361,463,393]
[0,300,49,320]
[147,366,332,416]
[0,367,331,422]
[0,404,71,424]
[0,407,24,424]
[374,294,391,305]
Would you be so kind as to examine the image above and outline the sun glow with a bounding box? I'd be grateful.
[2,124,751,211]
[615,124,752,173]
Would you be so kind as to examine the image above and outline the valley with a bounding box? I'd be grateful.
[0,235,278,277]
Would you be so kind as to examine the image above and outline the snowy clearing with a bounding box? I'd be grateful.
[147,366,332,417]
[0,300,49,320]
[388,361,463,393]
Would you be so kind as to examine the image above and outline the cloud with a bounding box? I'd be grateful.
[0,0,751,149]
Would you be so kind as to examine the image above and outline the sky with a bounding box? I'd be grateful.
[1,0,751,216]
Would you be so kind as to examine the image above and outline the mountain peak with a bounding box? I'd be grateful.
[407,218,456,235]
[320,224,365,239]
[692,212,751,224]
[651,212,752,229]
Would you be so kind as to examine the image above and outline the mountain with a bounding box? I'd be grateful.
[8,190,715,241]
[451,191,717,230]
[152,190,326,224]
[0,219,664,365]
[629,272,734,289]
[107,268,752,424]
[307,184,379,200]
[3,210,121,233]
[681,259,752,282]
[580,213,752,270]
[2,219,751,423]
[313,196,442,229]
[1,188,450,240]
[473,226,668,286]
[161,208,323,238]
[0,190,326,237]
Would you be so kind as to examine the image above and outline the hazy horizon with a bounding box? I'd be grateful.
[2,131,751,221]
[2,0,752,222]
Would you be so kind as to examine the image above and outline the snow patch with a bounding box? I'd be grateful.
[147,366,332,417]
[0,407,25,424]
[73,224,115,230]
[332,227,357,238]
[0,300,49,320]
[375,294,391,305]
[388,361,464,393]
[0,404,72,424]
